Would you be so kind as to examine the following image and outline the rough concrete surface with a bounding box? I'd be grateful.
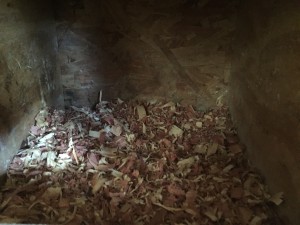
[230,1,300,224]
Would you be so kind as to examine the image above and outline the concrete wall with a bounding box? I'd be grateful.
[230,0,300,224]
[55,0,236,109]
[0,0,63,179]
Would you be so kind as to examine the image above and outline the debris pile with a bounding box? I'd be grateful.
[0,99,283,224]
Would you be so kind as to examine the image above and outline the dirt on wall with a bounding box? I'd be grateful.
[230,0,300,224]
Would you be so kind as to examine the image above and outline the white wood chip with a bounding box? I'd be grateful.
[41,187,62,202]
[136,105,146,120]
[100,147,117,158]
[111,169,123,178]
[169,125,183,137]
[110,125,122,136]
[89,130,100,138]
[183,123,192,130]
[177,156,197,171]
[194,144,207,154]
[269,192,284,205]
[203,209,218,222]
[206,143,218,157]
[46,151,57,167]
[160,101,175,109]
[222,164,235,173]
[92,177,107,194]
[249,216,262,225]
[39,132,54,144]
[196,121,203,128]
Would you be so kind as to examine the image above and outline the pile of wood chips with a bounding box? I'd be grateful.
[0,99,284,224]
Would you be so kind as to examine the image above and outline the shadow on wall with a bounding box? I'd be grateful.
[16,0,63,107]
[54,0,236,109]
[54,0,138,107]
[0,0,62,180]
[0,55,14,135]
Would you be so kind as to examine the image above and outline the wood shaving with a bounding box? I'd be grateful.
[0,99,283,224]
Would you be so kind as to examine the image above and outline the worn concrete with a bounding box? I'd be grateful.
[55,0,236,109]
[230,1,300,224]
[0,0,63,180]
